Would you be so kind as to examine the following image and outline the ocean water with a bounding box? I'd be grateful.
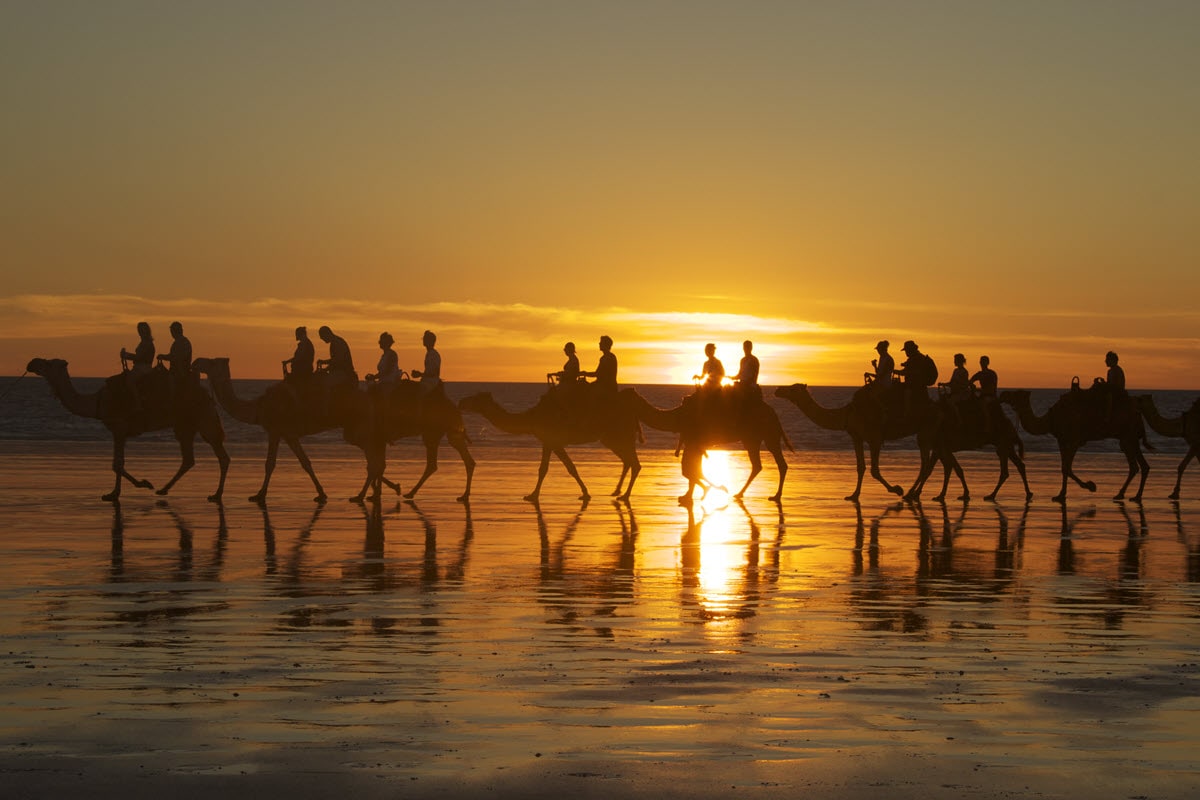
[2,374,1196,455]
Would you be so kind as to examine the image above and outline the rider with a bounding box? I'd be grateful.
[865,340,894,389]
[365,331,401,391]
[120,322,155,412]
[583,335,617,393]
[411,330,442,395]
[970,355,999,434]
[282,326,314,381]
[549,341,582,385]
[938,353,971,425]
[157,321,193,393]
[1101,350,1127,422]
[894,340,933,418]
[735,340,761,400]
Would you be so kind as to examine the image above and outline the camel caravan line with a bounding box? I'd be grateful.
[23,333,1197,506]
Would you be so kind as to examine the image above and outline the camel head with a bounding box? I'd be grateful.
[192,357,231,380]
[774,383,808,400]
[27,358,67,377]
[458,391,493,413]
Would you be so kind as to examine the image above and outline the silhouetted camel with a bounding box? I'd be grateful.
[775,383,938,502]
[357,382,475,503]
[624,389,790,503]
[27,358,229,502]
[194,357,335,503]
[458,389,641,501]
[909,396,1032,502]
[1136,394,1200,500]
[195,358,474,504]
[1001,388,1149,503]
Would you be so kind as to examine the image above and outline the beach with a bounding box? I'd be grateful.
[1,440,1199,799]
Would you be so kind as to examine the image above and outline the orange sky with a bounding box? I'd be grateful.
[3,3,1199,388]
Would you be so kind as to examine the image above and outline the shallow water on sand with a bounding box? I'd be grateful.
[1,443,1199,797]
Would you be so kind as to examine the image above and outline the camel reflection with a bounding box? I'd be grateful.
[534,497,640,638]
[1054,503,1153,630]
[847,500,1031,633]
[108,500,228,587]
[272,498,474,636]
[1175,502,1200,583]
[679,499,783,642]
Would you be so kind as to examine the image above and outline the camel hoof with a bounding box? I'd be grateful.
[889,486,904,496]
[207,494,222,503]
[958,494,970,502]
[523,494,539,502]
[1083,481,1097,493]
[844,494,860,502]
[1169,492,1181,501]
[155,488,168,496]
[579,493,591,501]
[349,494,365,504]
[984,493,997,502]
[457,495,469,504]
[1131,495,1144,504]
[102,492,119,502]
[137,480,154,491]
[932,494,945,502]
[403,490,417,499]
[768,494,781,503]
[1025,492,1034,501]
[313,494,327,504]
[1052,494,1066,504]
[1113,493,1125,502]
[678,494,693,507]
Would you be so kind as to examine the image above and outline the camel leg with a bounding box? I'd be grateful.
[405,433,442,499]
[351,444,387,503]
[1170,446,1198,500]
[106,436,153,502]
[251,434,282,504]
[283,436,327,503]
[1005,446,1033,502]
[1117,440,1149,503]
[447,431,475,502]
[734,446,763,500]
[1055,444,1095,503]
[868,442,904,497]
[554,447,590,501]
[157,433,197,497]
[768,445,787,503]
[846,440,868,502]
[204,432,231,503]
[985,450,1010,502]
[525,446,554,502]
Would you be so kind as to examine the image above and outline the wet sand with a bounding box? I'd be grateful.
[2,441,1199,798]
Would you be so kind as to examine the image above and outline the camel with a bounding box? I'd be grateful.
[775,383,938,502]
[458,388,642,501]
[194,358,474,504]
[1136,394,1200,500]
[624,388,790,503]
[27,358,229,502]
[909,396,1032,502]
[1001,387,1149,503]
[355,381,476,503]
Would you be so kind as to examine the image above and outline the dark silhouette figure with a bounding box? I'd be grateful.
[365,331,401,388]
[938,352,971,427]
[1100,350,1127,422]
[27,357,229,502]
[969,354,999,435]
[548,341,582,385]
[582,335,617,392]
[775,383,938,501]
[1137,394,1200,499]
[316,325,356,383]
[735,340,761,399]
[1001,383,1149,503]
[119,321,155,411]
[157,321,192,390]
[895,340,936,418]
[411,329,442,394]
[282,326,314,380]
[865,340,894,388]
[694,342,725,389]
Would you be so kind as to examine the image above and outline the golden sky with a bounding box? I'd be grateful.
[3,2,1199,387]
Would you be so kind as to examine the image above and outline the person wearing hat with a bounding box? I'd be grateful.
[895,339,934,417]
